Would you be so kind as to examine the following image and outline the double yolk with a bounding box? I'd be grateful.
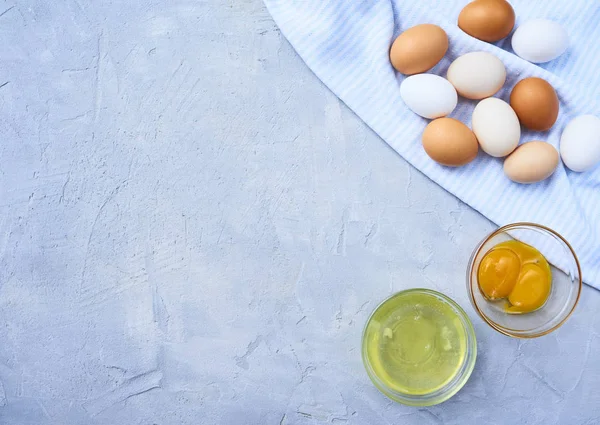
[477,240,552,313]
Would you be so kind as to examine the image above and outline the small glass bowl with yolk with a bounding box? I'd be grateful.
[467,223,581,338]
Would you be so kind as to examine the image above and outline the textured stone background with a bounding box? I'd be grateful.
[0,1,599,424]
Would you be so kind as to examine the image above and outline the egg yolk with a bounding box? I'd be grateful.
[477,248,521,299]
[477,240,552,313]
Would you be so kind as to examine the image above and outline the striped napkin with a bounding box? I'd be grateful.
[263,0,600,289]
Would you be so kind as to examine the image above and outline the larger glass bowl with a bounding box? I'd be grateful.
[467,222,582,338]
[362,289,477,406]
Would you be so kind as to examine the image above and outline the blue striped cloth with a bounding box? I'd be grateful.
[264,0,600,289]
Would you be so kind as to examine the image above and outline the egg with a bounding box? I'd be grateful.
[512,19,569,63]
[560,115,600,172]
[504,141,559,183]
[510,77,559,131]
[400,74,458,119]
[458,0,515,42]
[390,24,448,75]
[472,98,520,157]
[446,52,506,99]
[422,118,479,166]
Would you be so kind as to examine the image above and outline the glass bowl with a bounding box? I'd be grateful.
[361,289,477,406]
[467,222,582,338]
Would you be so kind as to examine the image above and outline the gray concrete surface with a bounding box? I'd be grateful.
[0,1,599,424]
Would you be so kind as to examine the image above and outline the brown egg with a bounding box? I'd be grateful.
[422,118,479,166]
[390,24,448,75]
[458,0,515,42]
[504,141,559,183]
[510,77,559,131]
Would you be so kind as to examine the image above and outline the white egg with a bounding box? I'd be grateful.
[472,98,520,157]
[512,19,569,63]
[446,52,506,100]
[400,74,458,119]
[560,115,600,172]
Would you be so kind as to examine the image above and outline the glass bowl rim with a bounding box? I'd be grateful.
[361,288,477,406]
[466,222,583,339]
